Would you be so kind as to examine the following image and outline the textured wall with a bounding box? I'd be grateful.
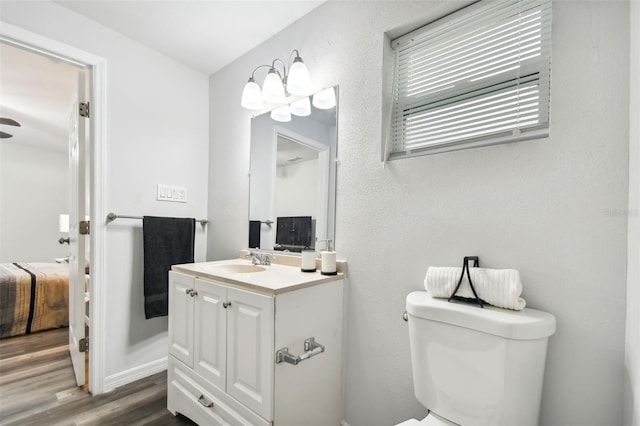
[208,1,630,425]
[624,1,640,424]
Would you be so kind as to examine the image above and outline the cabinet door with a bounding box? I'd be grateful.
[168,271,195,367]
[193,279,227,390]
[226,287,274,421]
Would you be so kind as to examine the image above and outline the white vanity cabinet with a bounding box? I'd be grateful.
[167,265,344,426]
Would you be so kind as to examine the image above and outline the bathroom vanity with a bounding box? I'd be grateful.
[167,254,345,426]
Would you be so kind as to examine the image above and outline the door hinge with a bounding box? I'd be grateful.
[79,220,90,235]
[79,337,89,352]
[79,101,90,118]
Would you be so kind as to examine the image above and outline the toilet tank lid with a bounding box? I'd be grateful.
[406,291,556,340]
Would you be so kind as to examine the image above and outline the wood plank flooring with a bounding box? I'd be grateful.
[0,328,195,425]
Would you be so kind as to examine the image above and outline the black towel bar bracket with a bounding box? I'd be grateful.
[448,256,486,308]
[106,212,209,229]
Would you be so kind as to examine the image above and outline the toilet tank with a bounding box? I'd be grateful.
[406,291,556,426]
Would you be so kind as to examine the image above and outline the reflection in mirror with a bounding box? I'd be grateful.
[249,87,338,253]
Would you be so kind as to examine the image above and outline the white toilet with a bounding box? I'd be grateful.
[399,291,556,426]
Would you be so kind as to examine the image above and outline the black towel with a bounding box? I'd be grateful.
[249,220,261,249]
[143,216,195,319]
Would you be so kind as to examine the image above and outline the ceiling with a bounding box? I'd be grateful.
[53,0,324,75]
[0,0,324,152]
[0,41,81,152]
[277,135,319,167]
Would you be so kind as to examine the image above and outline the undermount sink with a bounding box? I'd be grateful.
[208,264,266,274]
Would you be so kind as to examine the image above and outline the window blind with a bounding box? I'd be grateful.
[388,0,552,159]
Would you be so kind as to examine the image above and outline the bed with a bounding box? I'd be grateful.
[0,262,69,338]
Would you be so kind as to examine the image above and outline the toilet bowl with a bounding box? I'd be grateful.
[397,411,457,426]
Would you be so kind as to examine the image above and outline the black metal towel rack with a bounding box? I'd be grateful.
[448,256,486,308]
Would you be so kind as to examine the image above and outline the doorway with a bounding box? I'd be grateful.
[273,127,330,251]
[0,23,106,395]
[1,38,90,389]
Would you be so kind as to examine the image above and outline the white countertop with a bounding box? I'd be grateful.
[172,257,344,295]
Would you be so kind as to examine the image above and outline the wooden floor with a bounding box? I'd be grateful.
[0,328,195,425]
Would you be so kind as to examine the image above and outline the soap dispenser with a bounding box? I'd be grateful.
[320,240,337,276]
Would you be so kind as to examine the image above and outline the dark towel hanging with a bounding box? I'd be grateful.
[143,216,195,319]
[249,220,261,249]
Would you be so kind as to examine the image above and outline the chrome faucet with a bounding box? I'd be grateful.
[245,251,272,266]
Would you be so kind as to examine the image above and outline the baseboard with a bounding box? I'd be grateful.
[103,356,168,393]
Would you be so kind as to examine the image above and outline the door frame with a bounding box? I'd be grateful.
[0,22,107,395]
[271,125,330,250]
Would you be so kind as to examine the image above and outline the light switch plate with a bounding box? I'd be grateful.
[157,184,187,203]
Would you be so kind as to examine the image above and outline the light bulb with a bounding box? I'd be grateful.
[290,97,311,117]
[262,69,285,104]
[287,56,311,96]
[312,87,336,110]
[240,78,264,110]
[270,104,291,122]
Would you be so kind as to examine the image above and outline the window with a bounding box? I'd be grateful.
[386,0,552,160]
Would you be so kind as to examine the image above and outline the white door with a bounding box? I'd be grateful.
[194,279,227,390]
[226,287,274,420]
[168,271,195,367]
[68,70,88,387]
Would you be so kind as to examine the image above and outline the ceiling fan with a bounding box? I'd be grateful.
[0,117,21,139]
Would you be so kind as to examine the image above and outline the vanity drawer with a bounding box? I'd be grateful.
[168,357,270,426]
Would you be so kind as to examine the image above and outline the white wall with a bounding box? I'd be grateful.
[0,142,69,262]
[276,159,319,218]
[624,1,640,424]
[208,1,630,425]
[0,0,209,390]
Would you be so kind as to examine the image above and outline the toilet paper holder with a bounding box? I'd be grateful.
[276,337,325,365]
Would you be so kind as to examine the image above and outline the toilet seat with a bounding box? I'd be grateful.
[396,412,458,426]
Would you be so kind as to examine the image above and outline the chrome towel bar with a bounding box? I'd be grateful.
[106,212,209,226]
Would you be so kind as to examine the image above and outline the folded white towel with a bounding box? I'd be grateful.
[424,266,526,311]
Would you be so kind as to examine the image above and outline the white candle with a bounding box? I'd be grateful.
[301,250,316,272]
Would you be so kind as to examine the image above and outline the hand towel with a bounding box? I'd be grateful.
[424,266,526,310]
[249,220,261,249]
[143,216,195,319]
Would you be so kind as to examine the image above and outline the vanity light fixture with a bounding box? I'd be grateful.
[271,104,292,122]
[240,49,312,111]
[240,79,264,110]
[312,87,336,110]
[290,96,311,117]
[262,69,286,104]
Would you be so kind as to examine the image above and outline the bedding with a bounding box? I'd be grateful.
[0,262,69,338]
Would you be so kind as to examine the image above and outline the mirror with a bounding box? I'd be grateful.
[249,87,338,253]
